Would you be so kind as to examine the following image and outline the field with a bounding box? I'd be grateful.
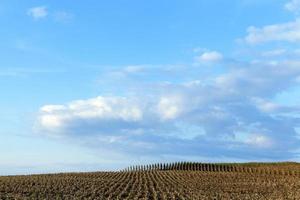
[0,162,299,199]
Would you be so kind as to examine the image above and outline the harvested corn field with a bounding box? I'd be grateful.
[0,162,299,199]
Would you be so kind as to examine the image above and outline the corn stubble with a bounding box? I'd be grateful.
[0,162,299,199]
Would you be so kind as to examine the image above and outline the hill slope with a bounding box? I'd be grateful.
[0,162,299,199]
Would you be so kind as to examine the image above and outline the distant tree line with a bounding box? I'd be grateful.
[121,162,300,176]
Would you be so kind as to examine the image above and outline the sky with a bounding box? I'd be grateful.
[1,0,300,175]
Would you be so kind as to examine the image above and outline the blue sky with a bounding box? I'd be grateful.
[1,0,300,175]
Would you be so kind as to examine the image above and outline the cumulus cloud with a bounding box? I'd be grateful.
[195,51,223,63]
[27,6,48,20]
[244,19,300,44]
[36,57,300,160]
[37,97,145,133]
[157,95,184,120]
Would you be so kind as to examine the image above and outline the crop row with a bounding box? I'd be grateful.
[0,169,299,199]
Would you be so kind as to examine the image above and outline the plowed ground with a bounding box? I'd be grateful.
[0,170,299,199]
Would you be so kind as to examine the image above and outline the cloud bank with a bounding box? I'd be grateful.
[35,2,300,161]
[36,59,300,160]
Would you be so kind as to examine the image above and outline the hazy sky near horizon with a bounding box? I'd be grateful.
[1,0,300,175]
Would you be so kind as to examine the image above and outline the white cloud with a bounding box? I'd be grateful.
[41,105,66,113]
[195,51,223,63]
[157,95,183,120]
[27,6,48,20]
[124,65,144,73]
[251,98,279,113]
[38,97,144,133]
[285,0,300,13]
[245,19,300,44]
[36,58,300,159]
[246,134,273,148]
[40,114,64,128]
[27,7,73,23]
